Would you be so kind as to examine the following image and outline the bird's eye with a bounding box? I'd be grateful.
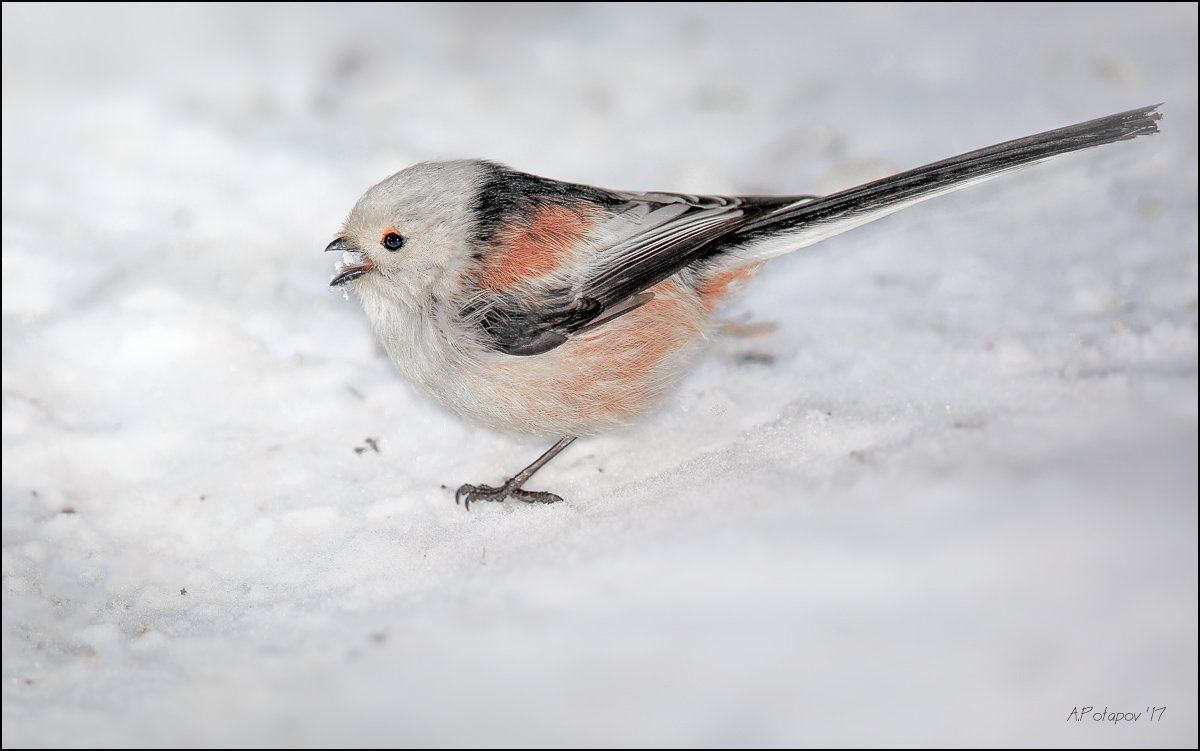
[383,232,405,251]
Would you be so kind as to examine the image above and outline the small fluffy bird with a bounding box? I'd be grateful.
[328,105,1161,508]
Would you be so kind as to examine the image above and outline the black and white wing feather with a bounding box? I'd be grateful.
[467,105,1161,356]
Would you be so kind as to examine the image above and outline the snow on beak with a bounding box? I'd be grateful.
[327,237,373,286]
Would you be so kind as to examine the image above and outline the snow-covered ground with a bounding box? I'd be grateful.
[3,4,1196,747]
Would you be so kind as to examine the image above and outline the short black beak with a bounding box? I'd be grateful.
[327,236,373,287]
[325,237,353,253]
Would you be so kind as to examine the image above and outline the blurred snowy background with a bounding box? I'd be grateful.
[2,3,1196,747]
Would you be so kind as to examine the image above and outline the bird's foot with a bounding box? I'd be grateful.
[455,481,564,510]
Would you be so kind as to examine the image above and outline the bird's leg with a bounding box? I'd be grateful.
[455,436,578,509]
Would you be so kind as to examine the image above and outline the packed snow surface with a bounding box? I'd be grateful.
[3,4,1196,747]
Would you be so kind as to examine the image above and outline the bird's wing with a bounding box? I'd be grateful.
[578,191,813,310]
[463,102,1162,357]
[463,190,809,356]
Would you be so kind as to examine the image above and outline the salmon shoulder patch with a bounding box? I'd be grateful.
[478,204,598,291]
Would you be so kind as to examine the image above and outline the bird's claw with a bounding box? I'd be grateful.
[455,482,565,510]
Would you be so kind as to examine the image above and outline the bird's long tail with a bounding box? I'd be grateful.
[731,104,1162,260]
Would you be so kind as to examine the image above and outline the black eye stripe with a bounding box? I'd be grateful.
[383,232,405,251]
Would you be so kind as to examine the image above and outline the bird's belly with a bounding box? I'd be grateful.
[459,278,717,437]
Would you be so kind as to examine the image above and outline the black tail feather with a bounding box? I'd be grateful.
[735,104,1162,244]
